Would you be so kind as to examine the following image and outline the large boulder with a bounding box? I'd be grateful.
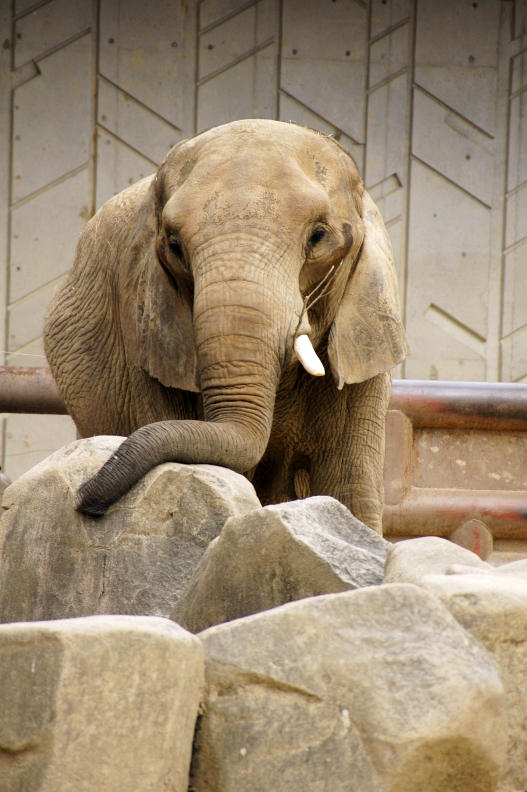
[191,584,507,792]
[0,615,203,792]
[0,437,260,622]
[172,496,390,632]
[493,558,527,578]
[418,572,527,792]
[383,536,492,586]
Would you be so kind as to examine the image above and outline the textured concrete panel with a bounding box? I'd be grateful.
[511,48,527,95]
[8,278,65,353]
[370,0,412,39]
[14,0,92,68]
[12,34,91,203]
[405,159,490,381]
[6,336,48,368]
[197,46,276,133]
[99,0,184,128]
[505,183,527,249]
[10,168,90,303]
[199,0,275,79]
[281,0,367,143]
[508,91,527,191]
[98,78,182,165]
[414,0,500,135]
[200,0,254,29]
[501,323,527,383]
[412,89,494,207]
[366,73,407,188]
[503,238,527,337]
[95,128,156,210]
[374,185,403,226]
[15,0,43,14]
[369,22,409,88]
[3,414,77,482]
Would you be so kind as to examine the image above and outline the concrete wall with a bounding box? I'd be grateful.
[0,0,526,480]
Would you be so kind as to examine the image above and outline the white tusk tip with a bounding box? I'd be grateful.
[294,334,325,377]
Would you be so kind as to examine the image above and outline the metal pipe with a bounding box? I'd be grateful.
[0,367,67,414]
[0,368,527,431]
[383,487,527,540]
[389,379,527,431]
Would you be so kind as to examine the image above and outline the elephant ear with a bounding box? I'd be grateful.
[121,177,199,393]
[328,189,410,388]
[136,251,200,392]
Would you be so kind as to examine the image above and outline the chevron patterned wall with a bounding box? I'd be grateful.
[0,0,526,479]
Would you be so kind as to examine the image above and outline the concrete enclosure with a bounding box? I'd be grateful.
[0,0,526,479]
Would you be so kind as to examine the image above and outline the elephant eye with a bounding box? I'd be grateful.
[169,238,183,258]
[308,227,326,247]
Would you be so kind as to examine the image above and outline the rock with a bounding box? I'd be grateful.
[0,436,260,622]
[172,496,390,632]
[191,585,507,792]
[0,614,204,792]
[418,572,527,792]
[494,558,527,578]
[0,472,11,507]
[445,559,527,580]
[383,536,492,585]
[445,563,494,576]
[449,519,494,560]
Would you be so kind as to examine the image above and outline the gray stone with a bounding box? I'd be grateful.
[383,536,492,586]
[0,472,11,507]
[418,572,527,792]
[494,558,527,578]
[172,496,390,632]
[0,436,260,622]
[0,615,204,792]
[192,584,507,792]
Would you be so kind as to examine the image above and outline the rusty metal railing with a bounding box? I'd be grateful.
[1,366,526,557]
[1,367,526,428]
[389,379,527,431]
[0,367,67,414]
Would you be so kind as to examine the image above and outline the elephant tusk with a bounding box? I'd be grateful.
[294,334,325,377]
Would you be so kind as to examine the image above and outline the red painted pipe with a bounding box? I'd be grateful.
[0,367,67,414]
[0,369,527,431]
[389,379,527,431]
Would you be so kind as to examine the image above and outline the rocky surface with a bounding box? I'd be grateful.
[383,535,492,585]
[449,518,494,559]
[0,437,260,622]
[417,571,527,792]
[493,558,527,578]
[191,584,507,792]
[0,472,11,506]
[172,496,390,632]
[0,614,204,792]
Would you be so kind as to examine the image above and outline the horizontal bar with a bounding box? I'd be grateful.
[389,379,527,431]
[1,369,527,432]
[0,367,67,414]
[383,487,527,540]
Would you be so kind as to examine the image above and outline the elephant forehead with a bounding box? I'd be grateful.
[164,150,352,240]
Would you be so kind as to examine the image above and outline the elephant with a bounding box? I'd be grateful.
[44,119,410,533]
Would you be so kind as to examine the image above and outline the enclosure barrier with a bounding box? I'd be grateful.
[3,367,527,424]
[1,367,526,560]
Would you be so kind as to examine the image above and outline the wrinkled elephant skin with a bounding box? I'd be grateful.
[44,119,409,532]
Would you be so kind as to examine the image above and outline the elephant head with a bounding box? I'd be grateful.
[72,119,409,514]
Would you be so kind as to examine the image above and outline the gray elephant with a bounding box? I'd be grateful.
[44,119,410,533]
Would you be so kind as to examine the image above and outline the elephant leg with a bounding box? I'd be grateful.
[308,372,391,534]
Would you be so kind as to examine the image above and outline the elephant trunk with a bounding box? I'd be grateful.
[76,258,284,515]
